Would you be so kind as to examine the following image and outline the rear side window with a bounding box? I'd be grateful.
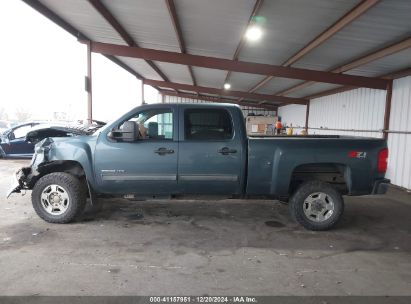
[184,109,233,140]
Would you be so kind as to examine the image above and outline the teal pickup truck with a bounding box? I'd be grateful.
[7,103,390,230]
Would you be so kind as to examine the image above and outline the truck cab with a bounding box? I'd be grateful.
[93,103,247,197]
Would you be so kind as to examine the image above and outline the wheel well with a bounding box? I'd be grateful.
[289,163,349,195]
[37,160,86,178]
[26,160,87,190]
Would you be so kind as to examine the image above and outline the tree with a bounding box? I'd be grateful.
[15,108,31,122]
[0,107,8,120]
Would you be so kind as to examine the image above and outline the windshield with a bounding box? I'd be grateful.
[91,119,113,135]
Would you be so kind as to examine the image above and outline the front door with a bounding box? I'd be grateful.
[94,106,178,195]
[177,106,245,195]
[4,124,35,157]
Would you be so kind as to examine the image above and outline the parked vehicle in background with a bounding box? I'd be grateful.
[0,122,42,158]
[7,103,390,231]
[0,121,106,158]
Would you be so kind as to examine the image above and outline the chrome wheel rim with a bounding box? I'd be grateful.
[40,184,70,215]
[303,192,334,222]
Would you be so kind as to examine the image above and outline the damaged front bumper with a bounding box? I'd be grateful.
[6,169,25,198]
[6,138,52,198]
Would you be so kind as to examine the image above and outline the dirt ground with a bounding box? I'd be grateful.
[0,159,410,295]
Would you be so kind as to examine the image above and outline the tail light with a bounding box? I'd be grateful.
[377,148,388,173]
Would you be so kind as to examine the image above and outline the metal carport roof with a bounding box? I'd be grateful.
[22,0,411,110]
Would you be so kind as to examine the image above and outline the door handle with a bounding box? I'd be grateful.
[154,147,174,155]
[218,147,237,155]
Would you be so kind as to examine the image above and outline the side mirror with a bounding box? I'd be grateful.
[108,121,138,142]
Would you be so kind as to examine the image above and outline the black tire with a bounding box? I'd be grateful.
[289,180,344,231]
[32,172,87,223]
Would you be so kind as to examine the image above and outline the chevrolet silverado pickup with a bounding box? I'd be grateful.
[7,103,390,230]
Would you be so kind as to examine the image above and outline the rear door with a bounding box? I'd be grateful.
[177,106,245,195]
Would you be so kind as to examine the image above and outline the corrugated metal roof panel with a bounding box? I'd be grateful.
[174,0,256,59]
[293,0,411,71]
[288,83,342,98]
[227,72,266,91]
[153,62,192,84]
[238,0,359,65]
[39,0,125,45]
[347,48,411,77]
[255,78,303,95]
[100,0,180,52]
[192,67,227,88]
[117,56,163,81]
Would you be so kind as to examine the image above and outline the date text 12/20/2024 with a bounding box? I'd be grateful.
[149,296,257,303]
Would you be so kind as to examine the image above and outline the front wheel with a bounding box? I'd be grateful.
[289,180,344,231]
[32,172,87,223]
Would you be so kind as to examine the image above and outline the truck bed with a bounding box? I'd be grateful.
[246,136,387,197]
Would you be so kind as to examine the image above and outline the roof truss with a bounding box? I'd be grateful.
[276,36,411,97]
[144,79,307,105]
[85,40,389,90]
[159,90,278,110]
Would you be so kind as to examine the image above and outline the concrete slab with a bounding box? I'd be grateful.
[0,159,410,295]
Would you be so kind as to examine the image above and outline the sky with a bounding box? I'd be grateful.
[0,0,159,123]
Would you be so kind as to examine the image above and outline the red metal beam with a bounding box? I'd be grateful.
[304,66,411,100]
[304,101,310,132]
[382,67,411,80]
[165,0,197,86]
[277,36,411,96]
[383,80,393,140]
[159,90,278,110]
[148,80,304,105]
[86,41,93,124]
[223,0,264,85]
[144,79,307,105]
[86,41,389,89]
[88,0,170,82]
[239,0,379,100]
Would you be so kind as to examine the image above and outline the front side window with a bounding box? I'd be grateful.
[120,108,173,140]
[11,125,33,139]
[184,109,233,140]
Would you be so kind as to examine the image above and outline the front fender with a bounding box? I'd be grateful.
[22,136,97,189]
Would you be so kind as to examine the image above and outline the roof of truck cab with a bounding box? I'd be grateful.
[168,102,240,108]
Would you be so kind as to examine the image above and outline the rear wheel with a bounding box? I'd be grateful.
[289,180,344,231]
[32,172,87,223]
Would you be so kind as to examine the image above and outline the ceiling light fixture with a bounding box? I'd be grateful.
[224,83,231,90]
[245,25,263,42]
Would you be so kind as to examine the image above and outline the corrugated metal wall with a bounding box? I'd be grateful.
[162,95,277,117]
[278,104,307,128]
[387,76,411,190]
[309,88,386,138]
[277,76,411,190]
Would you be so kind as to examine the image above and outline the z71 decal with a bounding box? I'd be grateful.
[348,151,367,159]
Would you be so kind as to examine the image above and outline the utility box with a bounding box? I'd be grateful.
[246,116,277,136]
